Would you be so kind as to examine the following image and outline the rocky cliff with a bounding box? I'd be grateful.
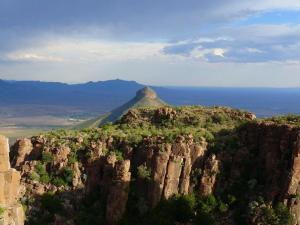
[9,106,300,225]
[0,135,24,225]
[234,121,300,224]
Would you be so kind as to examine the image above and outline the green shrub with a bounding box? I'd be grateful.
[199,194,218,213]
[51,167,74,187]
[149,194,196,225]
[114,150,124,161]
[30,171,40,181]
[274,203,293,225]
[248,198,293,225]
[68,151,78,164]
[51,177,67,187]
[62,167,74,185]
[35,163,50,184]
[41,152,54,163]
[137,165,151,181]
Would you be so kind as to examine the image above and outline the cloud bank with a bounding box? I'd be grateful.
[0,0,300,86]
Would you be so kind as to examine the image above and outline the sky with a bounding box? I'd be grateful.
[0,0,300,87]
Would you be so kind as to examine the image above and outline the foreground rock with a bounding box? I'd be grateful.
[0,135,24,225]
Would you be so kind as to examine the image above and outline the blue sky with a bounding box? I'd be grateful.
[0,0,300,87]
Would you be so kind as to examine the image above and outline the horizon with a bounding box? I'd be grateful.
[3,78,300,89]
[1,1,300,87]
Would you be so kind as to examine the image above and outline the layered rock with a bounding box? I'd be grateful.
[0,135,24,225]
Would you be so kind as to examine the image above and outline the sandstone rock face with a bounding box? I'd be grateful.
[10,138,33,168]
[149,144,172,207]
[137,136,208,208]
[106,160,131,225]
[199,154,219,196]
[0,136,10,172]
[0,135,24,225]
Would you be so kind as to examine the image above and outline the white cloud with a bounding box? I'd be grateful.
[213,48,226,57]
[3,39,171,63]
[162,22,300,63]
[5,52,64,62]
[246,48,264,54]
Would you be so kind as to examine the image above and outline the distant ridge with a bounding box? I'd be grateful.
[77,86,167,128]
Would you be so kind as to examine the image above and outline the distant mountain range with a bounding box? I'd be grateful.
[1,79,300,118]
[0,79,145,117]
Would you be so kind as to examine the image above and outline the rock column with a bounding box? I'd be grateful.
[106,160,131,225]
[0,135,24,225]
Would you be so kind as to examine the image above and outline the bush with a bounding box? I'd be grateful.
[114,150,124,161]
[41,152,54,163]
[199,194,218,213]
[68,151,78,164]
[62,167,74,185]
[248,198,293,225]
[35,163,51,184]
[274,203,293,225]
[137,165,151,181]
[51,167,74,187]
[149,194,196,225]
[51,177,67,187]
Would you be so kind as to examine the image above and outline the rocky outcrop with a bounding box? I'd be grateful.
[0,135,24,225]
[106,160,131,225]
[154,107,177,122]
[10,138,33,168]
[134,136,208,208]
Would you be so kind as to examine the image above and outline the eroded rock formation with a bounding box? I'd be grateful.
[0,135,24,225]
[199,154,219,196]
[106,160,131,225]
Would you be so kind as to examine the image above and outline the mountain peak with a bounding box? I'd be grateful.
[136,86,157,99]
[75,86,167,128]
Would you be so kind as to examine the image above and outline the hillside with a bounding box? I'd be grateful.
[77,87,167,128]
[8,105,299,225]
